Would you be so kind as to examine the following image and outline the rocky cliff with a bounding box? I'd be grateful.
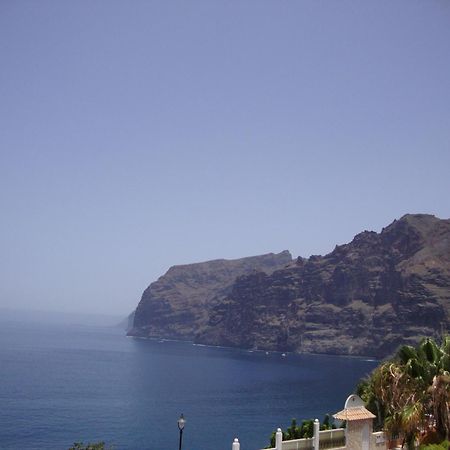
[129,214,450,358]
[128,251,292,339]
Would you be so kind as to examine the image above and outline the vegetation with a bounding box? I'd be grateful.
[358,337,450,449]
[419,440,450,450]
[68,442,111,450]
[267,415,336,447]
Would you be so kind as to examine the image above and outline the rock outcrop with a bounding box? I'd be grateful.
[128,251,292,339]
[129,214,450,358]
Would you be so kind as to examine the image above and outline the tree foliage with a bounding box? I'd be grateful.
[358,337,450,448]
[267,415,335,447]
[68,442,111,450]
[420,440,450,450]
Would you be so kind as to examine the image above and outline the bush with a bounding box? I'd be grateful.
[420,440,450,450]
[68,442,111,450]
[267,415,336,447]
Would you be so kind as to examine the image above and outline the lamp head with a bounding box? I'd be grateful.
[178,414,186,431]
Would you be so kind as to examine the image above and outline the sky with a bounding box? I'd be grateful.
[1,1,449,317]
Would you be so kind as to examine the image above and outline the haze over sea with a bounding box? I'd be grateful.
[1,3,448,449]
[0,313,377,450]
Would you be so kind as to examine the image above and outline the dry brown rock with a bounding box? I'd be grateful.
[129,214,450,358]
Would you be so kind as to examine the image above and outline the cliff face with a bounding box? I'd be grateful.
[197,214,450,357]
[128,251,292,339]
[129,214,450,358]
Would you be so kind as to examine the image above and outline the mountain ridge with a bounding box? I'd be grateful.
[129,214,450,357]
[129,250,293,340]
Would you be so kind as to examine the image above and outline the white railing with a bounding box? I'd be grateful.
[281,437,314,450]
[252,421,346,450]
[318,429,345,449]
[235,427,388,450]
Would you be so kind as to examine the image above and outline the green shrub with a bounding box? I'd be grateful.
[267,415,335,447]
[68,442,111,450]
[420,440,450,450]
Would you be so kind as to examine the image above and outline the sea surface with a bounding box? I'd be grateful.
[0,318,378,450]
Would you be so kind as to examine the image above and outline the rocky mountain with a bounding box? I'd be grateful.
[118,310,135,332]
[128,250,292,340]
[129,214,450,358]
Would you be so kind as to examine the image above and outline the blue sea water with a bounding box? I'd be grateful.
[0,319,378,450]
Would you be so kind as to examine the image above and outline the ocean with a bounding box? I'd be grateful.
[0,318,378,450]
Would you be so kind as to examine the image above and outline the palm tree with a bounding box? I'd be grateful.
[359,336,450,445]
[384,403,424,450]
[381,362,425,446]
[430,373,450,440]
[404,338,450,440]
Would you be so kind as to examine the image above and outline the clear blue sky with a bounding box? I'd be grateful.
[1,1,449,316]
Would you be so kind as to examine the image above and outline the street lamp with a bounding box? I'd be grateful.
[177,413,186,450]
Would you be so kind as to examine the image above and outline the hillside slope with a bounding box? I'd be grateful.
[129,214,449,357]
[128,251,292,339]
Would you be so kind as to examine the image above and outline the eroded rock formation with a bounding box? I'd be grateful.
[128,251,292,340]
[129,214,450,357]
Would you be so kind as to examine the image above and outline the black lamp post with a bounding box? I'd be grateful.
[177,413,186,450]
